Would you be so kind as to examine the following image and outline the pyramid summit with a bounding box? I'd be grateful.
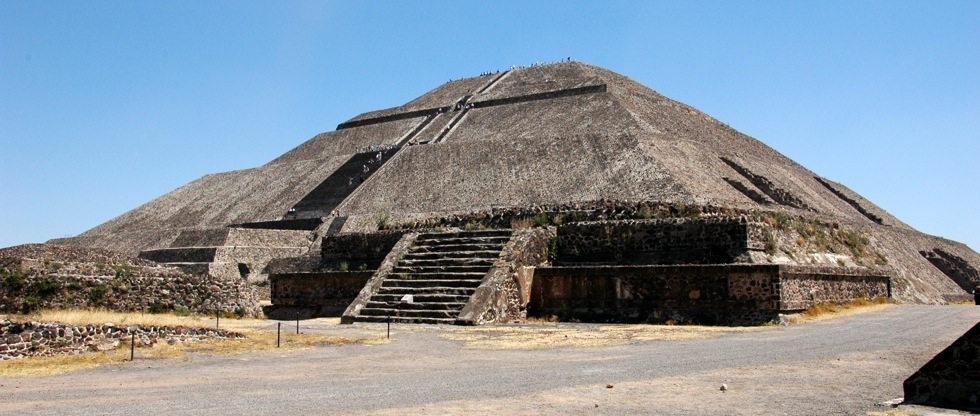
[45,61,979,322]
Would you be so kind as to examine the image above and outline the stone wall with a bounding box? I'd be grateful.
[529,264,889,325]
[0,246,262,317]
[904,320,980,411]
[379,200,753,232]
[778,266,891,311]
[553,218,764,265]
[318,232,405,271]
[266,271,373,319]
[139,247,218,263]
[0,319,243,360]
[456,228,553,325]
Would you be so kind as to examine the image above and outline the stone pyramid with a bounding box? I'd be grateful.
[52,61,979,305]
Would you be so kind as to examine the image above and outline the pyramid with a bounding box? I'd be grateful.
[50,62,979,313]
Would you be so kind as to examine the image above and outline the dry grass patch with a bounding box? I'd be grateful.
[10,308,210,327]
[788,297,894,324]
[866,410,919,416]
[441,324,765,350]
[0,310,386,377]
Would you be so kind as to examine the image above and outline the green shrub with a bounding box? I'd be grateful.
[112,264,134,279]
[636,205,655,219]
[531,213,551,227]
[376,211,391,230]
[88,284,108,305]
[174,305,191,316]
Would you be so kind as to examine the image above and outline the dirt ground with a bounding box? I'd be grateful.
[1,304,978,415]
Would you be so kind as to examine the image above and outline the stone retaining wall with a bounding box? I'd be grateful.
[529,264,889,325]
[266,271,373,319]
[0,319,243,360]
[778,266,891,310]
[318,232,405,271]
[554,218,765,265]
[0,269,261,317]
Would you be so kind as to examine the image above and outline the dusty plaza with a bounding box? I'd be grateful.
[0,305,977,415]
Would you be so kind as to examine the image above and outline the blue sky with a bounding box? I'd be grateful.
[1,1,978,250]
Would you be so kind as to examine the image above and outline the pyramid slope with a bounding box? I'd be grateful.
[49,62,978,305]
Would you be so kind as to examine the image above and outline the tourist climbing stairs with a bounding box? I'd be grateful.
[351,229,511,324]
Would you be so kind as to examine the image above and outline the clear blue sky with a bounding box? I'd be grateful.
[2,1,978,251]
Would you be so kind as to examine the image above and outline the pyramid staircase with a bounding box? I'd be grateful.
[349,229,511,324]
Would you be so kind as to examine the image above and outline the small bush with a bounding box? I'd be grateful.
[89,284,108,304]
[636,205,655,219]
[112,264,134,279]
[531,213,552,228]
[764,232,777,255]
[174,306,191,316]
[338,261,349,272]
[376,211,391,230]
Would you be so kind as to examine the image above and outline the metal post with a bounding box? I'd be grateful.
[387,315,391,339]
[296,312,300,335]
[130,333,135,361]
[216,309,220,329]
[277,322,281,348]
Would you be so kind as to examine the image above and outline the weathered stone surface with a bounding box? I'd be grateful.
[904,320,980,412]
[529,265,889,325]
[0,319,244,360]
[0,244,261,317]
[37,61,979,308]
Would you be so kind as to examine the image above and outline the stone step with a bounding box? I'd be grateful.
[365,301,466,310]
[414,236,510,247]
[388,271,486,280]
[416,230,512,241]
[391,265,493,274]
[358,308,458,319]
[371,294,471,303]
[397,257,496,267]
[409,243,506,253]
[352,315,457,325]
[402,250,502,260]
[377,286,476,296]
[382,279,483,288]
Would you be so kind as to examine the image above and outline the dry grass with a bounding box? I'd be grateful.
[866,410,919,416]
[787,297,894,324]
[9,308,210,327]
[0,310,386,377]
[441,324,765,350]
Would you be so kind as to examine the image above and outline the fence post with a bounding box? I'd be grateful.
[387,315,391,339]
[296,312,300,335]
[277,322,281,348]
[130,333,135,361]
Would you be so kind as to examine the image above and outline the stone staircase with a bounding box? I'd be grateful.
[350,229,511,324]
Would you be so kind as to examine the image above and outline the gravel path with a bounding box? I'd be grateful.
[1,305,977,415]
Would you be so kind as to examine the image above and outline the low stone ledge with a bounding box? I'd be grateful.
[529,264,890,325]
[0,319,244,360]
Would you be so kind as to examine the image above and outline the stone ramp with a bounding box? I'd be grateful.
[345,230,511,324]
[288,148,399,219]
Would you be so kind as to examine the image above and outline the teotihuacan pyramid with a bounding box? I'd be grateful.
[44,61,978,323]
